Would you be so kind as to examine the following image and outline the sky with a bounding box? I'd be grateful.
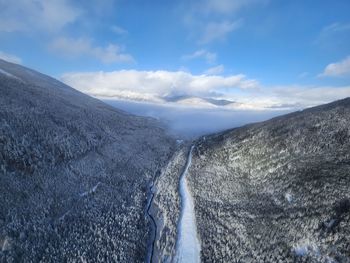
[1,0,350,116]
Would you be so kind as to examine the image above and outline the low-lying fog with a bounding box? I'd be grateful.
[104,99,292,139]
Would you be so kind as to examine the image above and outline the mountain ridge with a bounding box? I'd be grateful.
[187,96,350,262]
[152,95,350,262]
[0,59,176,262]
[1,59,350,262]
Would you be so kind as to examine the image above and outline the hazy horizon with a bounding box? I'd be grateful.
[1,0,350,132]
[104,98,292,138]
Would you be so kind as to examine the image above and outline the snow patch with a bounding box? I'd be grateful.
[292,240,320,257]
[0,68,20,80]
[293,244,308,256]
[176,139,184,145]
[174,146,201,263]
[285,193,293,203]
[324,219,336,229]
[80,182,101,197]
[58,210,70,221]
[1,237,12,252]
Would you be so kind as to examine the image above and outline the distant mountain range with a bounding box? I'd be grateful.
[163,94,235,107]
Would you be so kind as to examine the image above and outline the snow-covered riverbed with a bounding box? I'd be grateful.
[174,146,201,263]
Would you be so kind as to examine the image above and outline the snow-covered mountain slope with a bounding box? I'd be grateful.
[187,98,350,262]
[0,59,175,262]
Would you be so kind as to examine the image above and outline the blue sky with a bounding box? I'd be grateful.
[1,0,350,111]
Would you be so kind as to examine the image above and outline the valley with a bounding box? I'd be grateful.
[150,98,350,262]
[1,59,350,263]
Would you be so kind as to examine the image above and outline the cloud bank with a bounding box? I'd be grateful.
[104,99,287,138]
[61,70,350,111]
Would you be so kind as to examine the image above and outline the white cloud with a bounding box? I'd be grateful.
[61,69,350,111]
[184,0,266,44]
[297,72,309,79]
[0,51,22,64]
[320,56,350,77]
[316,22,350,48]
[204,65,225,75]
[50,37,134,64]
[111,25,128,35]
[320,22,350,36]
[61,70,258,104]
[182,49,217,64]
[269,85,350,108]
[199,20,242,44]
[220,85,350,110]
[202,0,268,15]
[0,0,80,33]
[203,0,247,14]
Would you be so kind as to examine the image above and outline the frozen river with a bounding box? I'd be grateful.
[174,146,201,263]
